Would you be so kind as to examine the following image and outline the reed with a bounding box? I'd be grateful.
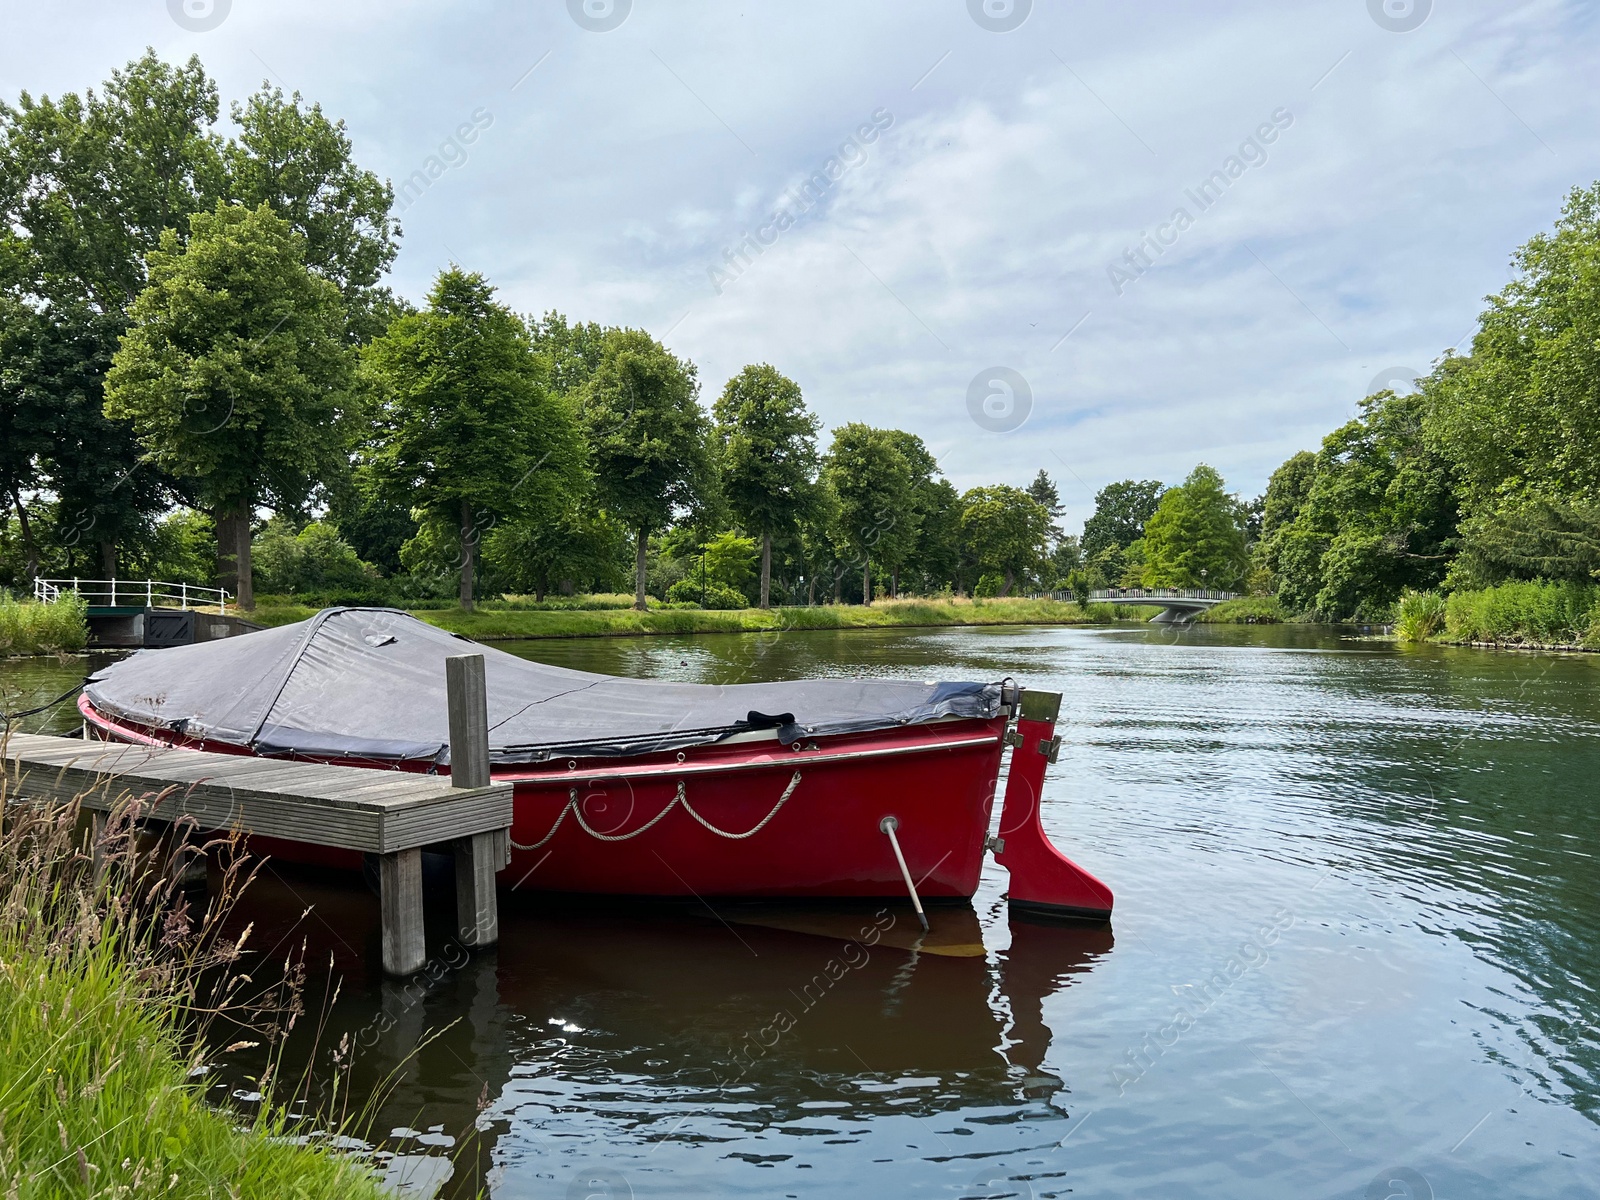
[1394,590,1448,642]
[0,593,88,656]
[0,744,391,1198]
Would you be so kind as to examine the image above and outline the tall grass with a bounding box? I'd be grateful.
[1197,596,1285,624]
[1394,590,1448,642]
[0,593,88,656]
[1443,580,1600,647]
[0,750,390,1198]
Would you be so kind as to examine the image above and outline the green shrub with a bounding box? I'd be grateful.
[0,593,88,655]
[974,573,1004,598]
[1395,590,1447,641]
[1444,580,1600,645]
[253,520,381,595]
[665,579,749,610]
[1197,596,1286,624]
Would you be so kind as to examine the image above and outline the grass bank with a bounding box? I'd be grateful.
[1195,596,1285,624]
[250,596,1137,639]
[0,778,390,1198]
[1437,580,1600,649]
[0,593,87,656]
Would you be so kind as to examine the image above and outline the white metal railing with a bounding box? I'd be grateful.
[1087,587,1239,602]
[33,578,230,613]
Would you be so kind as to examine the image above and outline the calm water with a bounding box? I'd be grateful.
[4,624,1599,1198]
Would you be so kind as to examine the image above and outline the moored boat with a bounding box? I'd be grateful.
[78,607,1112,918]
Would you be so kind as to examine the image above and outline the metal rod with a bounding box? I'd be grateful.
[878,815,929,932]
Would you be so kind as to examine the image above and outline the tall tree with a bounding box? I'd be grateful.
[363,269,588,610]
[224,84,398,337]
[714,364,820,608]
[823,424,916,605]
[881,430,960,596]
[1027,469,1066,527]
[1140,464,1248,590]
[0,51,222,583]
[959,485,1051,596]
[104,202,355,610]
[1424,181,1600,513]
[529,311,612,397]
[1081,478,1165,559]
[1272,392,1457,618]
[580,329,715,610]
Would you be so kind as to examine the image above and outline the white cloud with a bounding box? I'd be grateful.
[3,0,1597,530]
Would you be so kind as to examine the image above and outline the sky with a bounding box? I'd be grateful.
[4,0,1596,533]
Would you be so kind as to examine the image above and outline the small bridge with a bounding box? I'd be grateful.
[34,578,257,648]
[1089,587,1239,623]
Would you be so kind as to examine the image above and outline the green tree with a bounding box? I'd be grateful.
[1272,393,1457,618]
[822,425,916,605]
[1252,450,1318,593]
[0,52,222,583]
[1140,464,1247,589]
[485,509,626,601]
[363,269,587,610]
[1081,479,1164,559]
[713,364,820,608]
[1424,182,1600,511]
[529,311,612,397]
[959,485,1051,596]
[881,430,955,596]
[580,329,715,610]
[104,203,354,609]
[223,83,400,341]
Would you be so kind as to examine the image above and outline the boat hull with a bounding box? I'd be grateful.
[79,695,1008,899]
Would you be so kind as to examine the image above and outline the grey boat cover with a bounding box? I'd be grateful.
[84,607,1005,765]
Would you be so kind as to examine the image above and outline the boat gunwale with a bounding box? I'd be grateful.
[79,695,1004,786]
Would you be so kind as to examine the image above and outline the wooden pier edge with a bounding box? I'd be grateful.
[2,652,513,977]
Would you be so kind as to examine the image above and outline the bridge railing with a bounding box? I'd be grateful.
[1088,588,1240,602]
[34,578,231,613]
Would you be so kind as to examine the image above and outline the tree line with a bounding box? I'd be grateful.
[1250,180,1600,620]
[1051,182,1600,622]
[1,53,1084,613]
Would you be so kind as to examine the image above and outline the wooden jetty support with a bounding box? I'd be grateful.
[1,655,512,977]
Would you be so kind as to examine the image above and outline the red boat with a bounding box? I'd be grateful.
[79,608,1111,920]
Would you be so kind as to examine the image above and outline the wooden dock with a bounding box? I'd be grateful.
[0,655,512,977]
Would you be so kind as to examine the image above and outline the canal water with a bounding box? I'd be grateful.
[3,624,1598,1198]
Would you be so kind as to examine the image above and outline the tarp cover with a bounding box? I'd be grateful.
[85,607,1005,764]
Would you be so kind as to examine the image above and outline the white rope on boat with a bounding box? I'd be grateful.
[509,771,802,851]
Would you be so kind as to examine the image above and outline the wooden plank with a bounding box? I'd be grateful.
[2,735,512,855]
[381,788,514,853]
[446,654,491,789]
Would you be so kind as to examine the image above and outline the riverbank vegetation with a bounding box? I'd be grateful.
[1196,596,1285,624]
[0,783,389,1197]
[1437,581,1600,648]
[0,592,87,655]
[249,594,1137,638]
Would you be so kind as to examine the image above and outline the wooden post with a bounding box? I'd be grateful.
[90,809,108,880]
[446,655,491,789]
[454,831,500,947]
[446,654,498,950]
[380,848,426,976]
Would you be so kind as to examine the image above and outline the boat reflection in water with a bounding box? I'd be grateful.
[220,865,1112,1197]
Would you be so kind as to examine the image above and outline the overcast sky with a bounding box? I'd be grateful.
[4,1,1595,531]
